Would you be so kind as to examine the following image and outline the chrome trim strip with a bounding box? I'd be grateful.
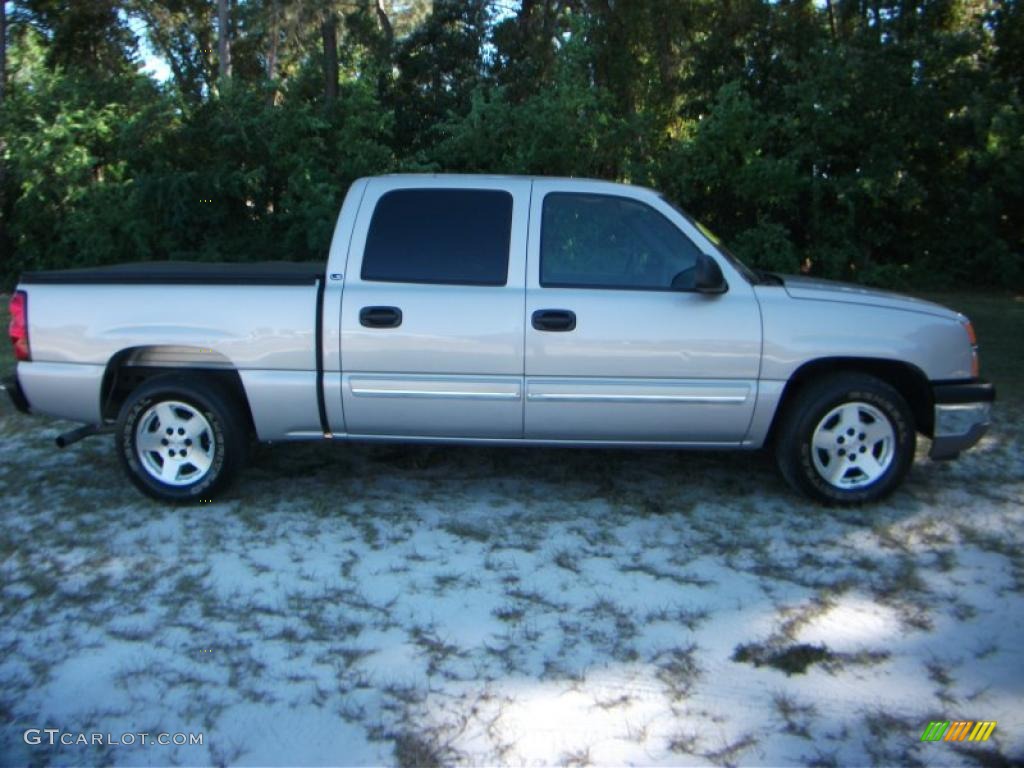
[526,392,747,404]
[351,386,520,401]
[348,376,523,402]
[525,378,752,407]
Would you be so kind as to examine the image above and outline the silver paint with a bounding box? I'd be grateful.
[13,174,987,455]
[754,285,975,382]
[238,370,322,440]
[16,362,106,423]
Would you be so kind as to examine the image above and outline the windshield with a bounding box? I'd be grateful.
[660,196,761,285]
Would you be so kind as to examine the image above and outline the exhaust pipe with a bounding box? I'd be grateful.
[55,424,107,448]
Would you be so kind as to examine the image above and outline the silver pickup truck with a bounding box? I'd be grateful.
[4,174,994,504]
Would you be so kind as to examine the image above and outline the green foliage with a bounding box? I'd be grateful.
[0,0,1021,289]
[1,29,394,281]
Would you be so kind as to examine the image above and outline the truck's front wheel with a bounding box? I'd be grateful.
[116,374,248,503]
[775,373,916,505]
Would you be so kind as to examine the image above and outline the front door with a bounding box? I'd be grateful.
[524,182,761,443]
[340,178,530,438]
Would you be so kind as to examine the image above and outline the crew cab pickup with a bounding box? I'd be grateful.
[4,175,995,504]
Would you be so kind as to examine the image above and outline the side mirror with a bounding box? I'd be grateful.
[695,253,728,294]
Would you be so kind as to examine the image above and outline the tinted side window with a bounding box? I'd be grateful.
[362,189,513,286]
[540,193,702,290]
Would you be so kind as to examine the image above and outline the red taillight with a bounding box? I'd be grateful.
[9,290,30,361]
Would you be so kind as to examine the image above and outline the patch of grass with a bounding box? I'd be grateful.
[773,692,817,739]
[668,731,700,755]
[871,522,914,553]
[873,555,928,599]
[492,604,524,624]
[776,595,837,643]
[974,641,999,660]
[584,597,637,641]
[952,601,977,622]
[106,625,156,642]
[655,643,701,700]
[553,549,581,574]
[432,572,461,592]
[806,750,840,768]
[860,709,918,765]
[441,519,490,544]
[592,693,633,711]
[950,745,1022,768]
[828,649,891,670]
[925,658,955,688]
[22,570,59,601]
[559,746,593,767]
[620,559,687,582]
[506,587,565,612]
[847,554,877,572]
[332,645,374,667]
[633,494,673,516]
[732,642,833,676]
[737,636,891,677]
[703,733,758,767]
[645,605,710,631]
[935,549,958,573]
[357,519,381,548]
[408,625,464,676]
[393,730,446,768]
[957,524,1024,560]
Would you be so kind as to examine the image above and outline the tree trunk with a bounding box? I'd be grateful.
[322,13,338,104]
[1,0,6,103]
[218,0,231,80]
[266,0,279,81]
[1,0,7,267]
[375,0,394,48]
[265,0,279,104]
[373,0,393,96]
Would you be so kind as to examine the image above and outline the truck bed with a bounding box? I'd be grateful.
[19,261,325,286]
[14,263,326,435]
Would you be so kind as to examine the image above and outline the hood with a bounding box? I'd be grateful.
[779,274,963,321]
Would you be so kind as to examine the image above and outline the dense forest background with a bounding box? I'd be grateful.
[0,0,1021,289]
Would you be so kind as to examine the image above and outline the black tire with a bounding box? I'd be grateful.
[775,373,916,505]
[116,374,249,503]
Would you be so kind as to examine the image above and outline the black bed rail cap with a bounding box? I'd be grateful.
[19,260,326,286]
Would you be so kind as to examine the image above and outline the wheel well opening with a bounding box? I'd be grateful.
[101,349,256,436]
[767,358,934,444]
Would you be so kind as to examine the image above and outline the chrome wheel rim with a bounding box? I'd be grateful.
[810,401,895,489]
[135,400,215,486]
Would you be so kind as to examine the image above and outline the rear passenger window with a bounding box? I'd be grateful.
[362,189,513,286]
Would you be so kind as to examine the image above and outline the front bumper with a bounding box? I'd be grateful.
[2,374,31,414]
[929,380,995,460]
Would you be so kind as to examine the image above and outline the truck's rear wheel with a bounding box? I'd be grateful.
[775,373,915,505]
[116,374,248,503]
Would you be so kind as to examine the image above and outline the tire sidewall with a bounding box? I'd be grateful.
[118,380,235,502]
[789,380,915,504]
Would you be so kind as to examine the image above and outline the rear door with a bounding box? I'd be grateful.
[524,181,762,443]
[340,178,529,438]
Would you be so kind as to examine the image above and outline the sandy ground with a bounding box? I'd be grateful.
[0,403,1022,767]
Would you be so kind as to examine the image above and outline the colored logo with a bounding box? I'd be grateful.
[921,721,996,742]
